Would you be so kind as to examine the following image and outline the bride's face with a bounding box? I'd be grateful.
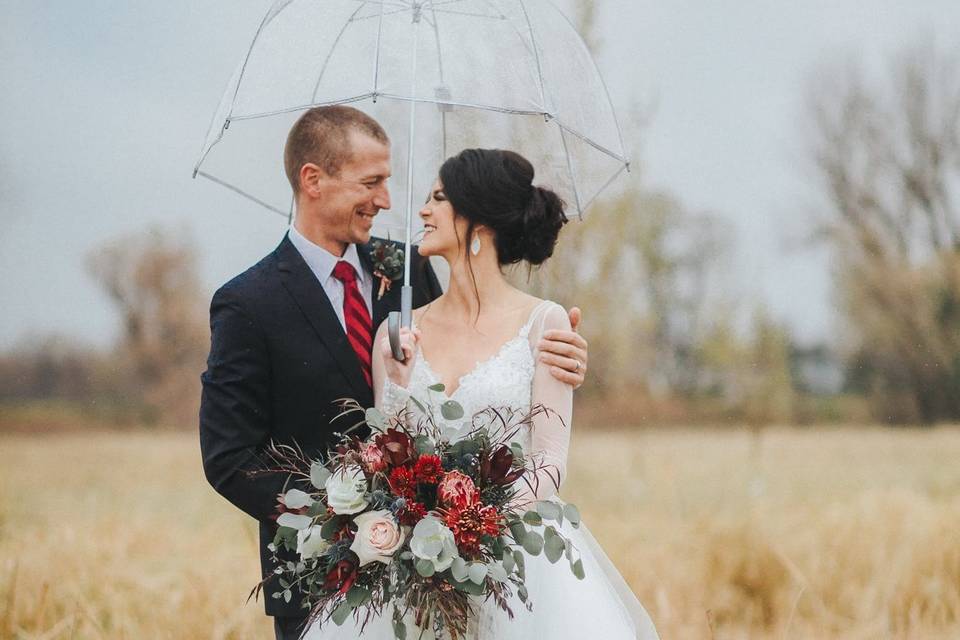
[418,179,470,259]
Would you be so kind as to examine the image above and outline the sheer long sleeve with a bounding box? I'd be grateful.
[521,302,574,502]
[372,322,410,417]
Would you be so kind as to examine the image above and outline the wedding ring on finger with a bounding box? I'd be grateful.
[574,360,581,373]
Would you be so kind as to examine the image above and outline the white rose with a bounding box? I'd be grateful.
[324,465,369,515]
[410,515,458,572]
[296,525,330,560]
[349,510,406,566]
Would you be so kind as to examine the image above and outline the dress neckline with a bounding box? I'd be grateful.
[415,300,550,400]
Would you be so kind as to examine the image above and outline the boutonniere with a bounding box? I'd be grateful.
[369,239,405,300]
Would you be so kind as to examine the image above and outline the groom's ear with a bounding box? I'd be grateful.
[299,163,325,198]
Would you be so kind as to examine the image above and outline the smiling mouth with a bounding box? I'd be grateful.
[423,224,437,233]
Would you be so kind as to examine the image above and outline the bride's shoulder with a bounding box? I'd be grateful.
[523,297,570,331]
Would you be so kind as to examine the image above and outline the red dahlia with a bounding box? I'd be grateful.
[397,499,427,526]
[388,466,416,499]
[412,455,444,484]
[444,502,502,557]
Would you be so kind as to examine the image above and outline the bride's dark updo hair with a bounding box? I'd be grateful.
[438,148,568,265]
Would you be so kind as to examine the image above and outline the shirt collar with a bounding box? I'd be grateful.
[288,225,366,285]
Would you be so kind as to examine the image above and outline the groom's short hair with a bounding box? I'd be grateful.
[284,105,389,193]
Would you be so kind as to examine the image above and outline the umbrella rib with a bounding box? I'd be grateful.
[428,8,505,20]
[374,93,549,115]
[228,93,377,121]
[554,120,629,164]
[225,0,296,123]
[558,127,584,218]
[372,2,385,97]
[312,3,371,103]
[426,3,449,157]
[195,171,290,217]
[194,0,296,175]
[576,162,630,215]
[517,0,548,112]
[546,0,629,165]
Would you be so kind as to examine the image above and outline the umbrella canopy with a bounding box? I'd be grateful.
[194,0,629,238]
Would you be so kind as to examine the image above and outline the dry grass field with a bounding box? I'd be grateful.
[2,425,960,639]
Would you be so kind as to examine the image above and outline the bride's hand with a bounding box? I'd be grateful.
[379,326,421,388]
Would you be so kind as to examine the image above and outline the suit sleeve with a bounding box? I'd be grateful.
[199,286,289,521]
[418,254,444,302]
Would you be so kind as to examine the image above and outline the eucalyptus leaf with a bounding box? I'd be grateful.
[502,549,515,573]
[365,407,388,431]
[535,501,562,521]
[509,521,527,544]
[410,396,426,413]
[451,557,469,582]
[544,528,565,564]
[468,562,487,585]
[282,488,314,510]
[428,383,446,392]
[413,435,436,456]
[522,530,544,555]
[331,601,353,625]
[572,559,585,580]
[283,589,292,603]
[346,586,371,607]
[513,549,526,579]
[415,559,436,577]
[487,562,508,583]
[310,462,331,490]
[441,400,464,420]
[522,511,543,526]
[563,503,581,527]
[453,578,484,595]
[392,618,407,640]
[518,584,528,603]
[320,517,341,540]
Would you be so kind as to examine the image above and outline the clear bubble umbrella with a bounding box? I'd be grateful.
[194,0,630,355]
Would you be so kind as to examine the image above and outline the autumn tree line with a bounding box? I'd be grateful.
[1,42,958,428]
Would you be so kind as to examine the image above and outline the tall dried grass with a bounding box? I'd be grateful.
[2,426,959,639]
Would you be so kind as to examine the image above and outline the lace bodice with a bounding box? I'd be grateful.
[374,299,573,501]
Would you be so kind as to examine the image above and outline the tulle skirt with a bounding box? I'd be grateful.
[303,515,659,640]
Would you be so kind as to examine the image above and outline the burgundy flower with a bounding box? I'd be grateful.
[388,466,416,499]
[412,455,444,485]
[397,499,427,526]
[482,445,525,486]
[444,502,503,557]
[322,558,358,595]
[375,428,415,467]
[360,442,388,474]
[437,470,479,509]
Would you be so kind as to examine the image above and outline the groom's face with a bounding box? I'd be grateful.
[310,131,392,249]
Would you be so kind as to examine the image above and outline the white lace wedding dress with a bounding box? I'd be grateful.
[305,300,659,640]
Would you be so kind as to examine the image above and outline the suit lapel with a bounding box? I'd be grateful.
[276,235,371,403]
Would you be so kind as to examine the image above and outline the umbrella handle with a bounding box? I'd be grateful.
[387,285,414,362]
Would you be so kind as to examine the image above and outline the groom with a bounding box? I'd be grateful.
[199,105,589,640]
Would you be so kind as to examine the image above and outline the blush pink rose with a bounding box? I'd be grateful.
[360,442,388,473]
[349,510,406,566]
[437,470,478,508]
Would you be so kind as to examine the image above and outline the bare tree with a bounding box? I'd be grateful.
[87,226,209,426]
[805,43,960,423]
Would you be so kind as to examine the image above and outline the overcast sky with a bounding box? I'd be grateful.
[2,0,959,350]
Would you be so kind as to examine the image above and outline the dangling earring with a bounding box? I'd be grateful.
[470,234,481,256]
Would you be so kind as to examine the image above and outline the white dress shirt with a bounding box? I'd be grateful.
[288,225,374,332]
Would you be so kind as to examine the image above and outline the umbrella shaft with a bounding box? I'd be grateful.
[403,11,420,304]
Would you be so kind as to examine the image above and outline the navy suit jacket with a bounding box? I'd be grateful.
[199,234,443,617]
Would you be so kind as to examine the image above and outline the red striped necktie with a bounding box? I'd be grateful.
[332,261,373,388]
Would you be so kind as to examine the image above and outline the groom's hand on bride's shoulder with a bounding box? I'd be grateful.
[538,306,588,389]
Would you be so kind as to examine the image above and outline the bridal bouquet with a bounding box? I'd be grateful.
[254,390,584,639]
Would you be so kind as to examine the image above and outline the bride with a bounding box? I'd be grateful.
[306,148,659,639]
